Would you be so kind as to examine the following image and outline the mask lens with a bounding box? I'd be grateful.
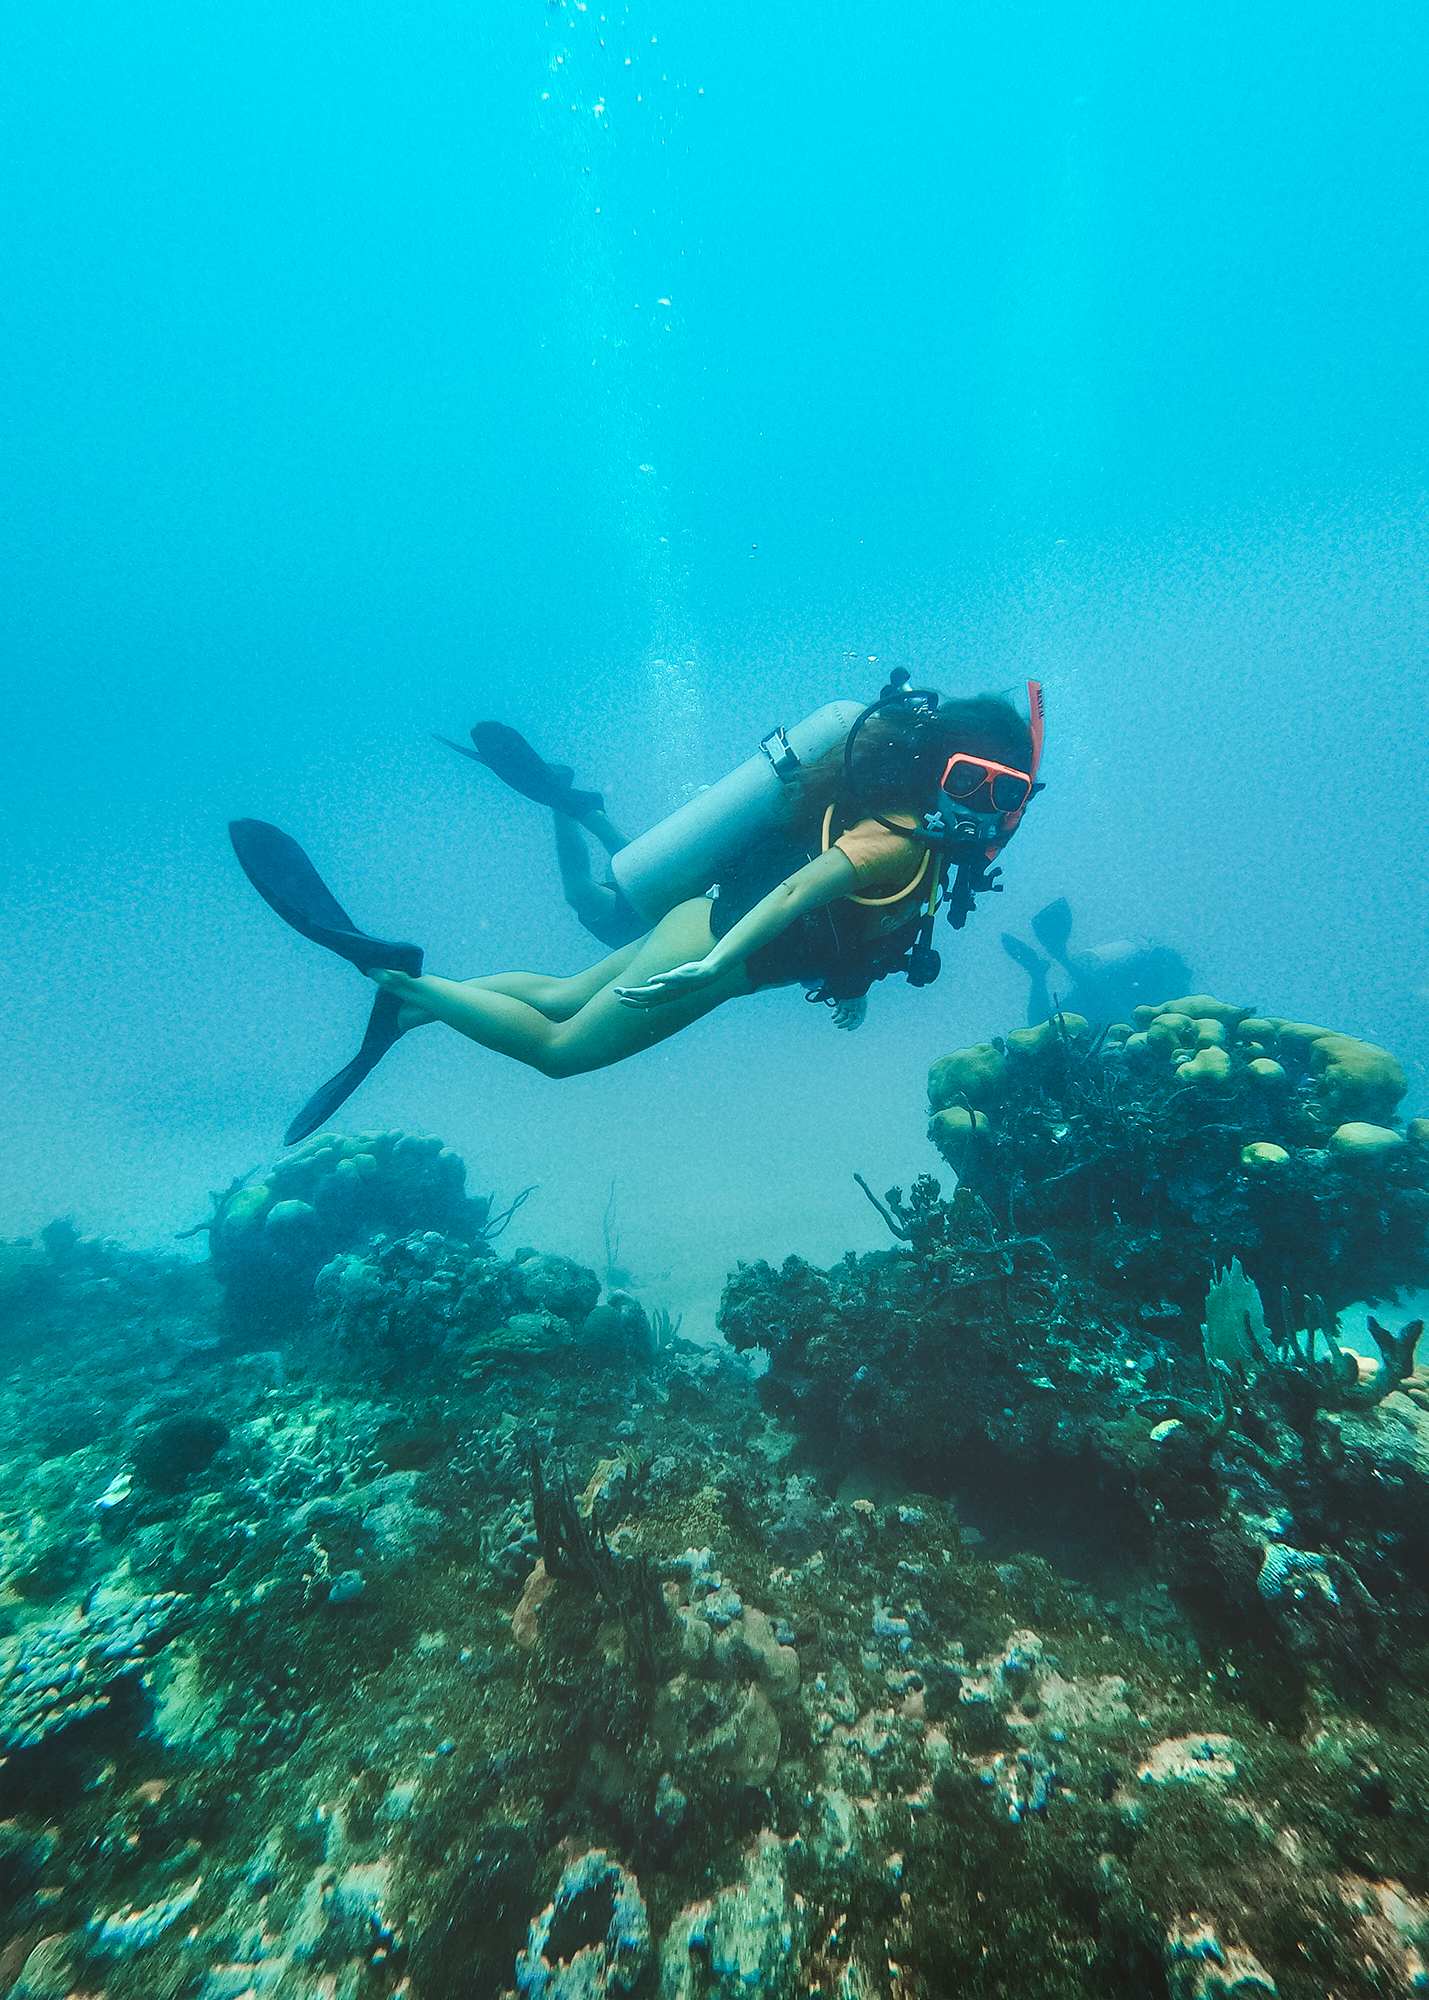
[943,758,990,799]
[989,773,1031,811]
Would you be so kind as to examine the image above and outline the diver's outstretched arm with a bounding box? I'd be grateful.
[614,846,859,1010]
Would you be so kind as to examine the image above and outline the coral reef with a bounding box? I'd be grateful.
[190,1130,528,1325]
[926,997,1427,1317]
[1,1592,193,1752]
[0,1020,1427,1999]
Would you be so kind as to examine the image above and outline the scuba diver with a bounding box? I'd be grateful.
[229,674,1045,1143]
[1001,898,1193,1027]
[433,721,647,952]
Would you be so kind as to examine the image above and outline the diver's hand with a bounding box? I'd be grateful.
[614,959,720,1010]
[368,967,438,1032]
[831,995,867,1032]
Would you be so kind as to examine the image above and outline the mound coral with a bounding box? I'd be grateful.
[191,1130,524,1323]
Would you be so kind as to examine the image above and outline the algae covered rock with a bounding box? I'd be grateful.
[515,1848,650,1996]
[658,1833,806,2000]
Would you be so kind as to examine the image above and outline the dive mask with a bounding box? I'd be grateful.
[930,681,1045,853]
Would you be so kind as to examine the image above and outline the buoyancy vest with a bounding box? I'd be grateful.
[707,820,932,1001]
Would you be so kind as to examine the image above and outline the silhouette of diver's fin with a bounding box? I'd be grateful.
[1000,933,1051,979]
[284,990,405,1146]
[462,721,605,822]
[229,821,424,977]
[1030,896,1074,967]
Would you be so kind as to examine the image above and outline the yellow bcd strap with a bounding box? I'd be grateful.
[821,805,932,908]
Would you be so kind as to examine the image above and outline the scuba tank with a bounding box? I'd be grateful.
[609,700,864,922]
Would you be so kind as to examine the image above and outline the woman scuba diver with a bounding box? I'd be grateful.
[229,677,1043,1142]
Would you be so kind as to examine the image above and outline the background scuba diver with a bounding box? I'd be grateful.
[230,681,1043,1141]
[1001,898,1194,1027]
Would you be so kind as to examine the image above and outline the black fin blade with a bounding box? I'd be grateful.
[1001,932,1052,977]
[229,820,423,977]
[1030,896,1074,964]
[284,991,405,1146]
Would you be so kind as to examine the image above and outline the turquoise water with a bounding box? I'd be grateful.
[4,13,1429,1994]
[3,2,1426,1318]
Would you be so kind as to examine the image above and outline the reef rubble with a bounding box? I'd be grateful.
[0,1020,1426,1998]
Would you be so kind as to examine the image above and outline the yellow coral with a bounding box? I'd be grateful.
[1005,1015,1088,1055]
[1309,1035,1406,1121]
[1145,1013,1198,1051]
[927,1043,1007,1112]
[1329,1122,1405,1160]
[1176,1046,1233,1083]
[1135,995,1250,1026]
[927,1105,990,1171]
[1241,1142,1290,1170]
[1246,1058,1287,1085]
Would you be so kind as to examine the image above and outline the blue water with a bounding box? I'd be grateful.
[3,1,1426,1326]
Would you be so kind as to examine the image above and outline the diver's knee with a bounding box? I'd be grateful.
[536,1041,584,1081]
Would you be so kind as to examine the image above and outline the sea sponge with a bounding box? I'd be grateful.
[1329,1122,1406,1161]
[928,1106,990,1172]
[1309,1035,1407,1122]
[1005,1015,1088,1056]
[1241,1142,1290,1171]
[928,1043,1008,1112]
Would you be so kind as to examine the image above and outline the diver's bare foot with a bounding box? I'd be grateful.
[369,969,438,1032]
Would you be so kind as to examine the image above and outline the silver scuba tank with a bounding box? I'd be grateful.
[609,699,864,922]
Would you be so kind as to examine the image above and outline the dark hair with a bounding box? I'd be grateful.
[785,691,1034,836]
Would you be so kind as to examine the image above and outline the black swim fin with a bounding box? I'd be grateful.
[462,721,605,822]
[1000,933,1052,979]
[283,990,406,1146]
[1030,896,1074,967]
[229,820,425,1142]
[229,820,424,977]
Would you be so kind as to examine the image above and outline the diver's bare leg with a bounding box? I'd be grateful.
[461,945,643,1020]
[393,946,643,1032]
[552,813,633,934]
[382,900,750,1078]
